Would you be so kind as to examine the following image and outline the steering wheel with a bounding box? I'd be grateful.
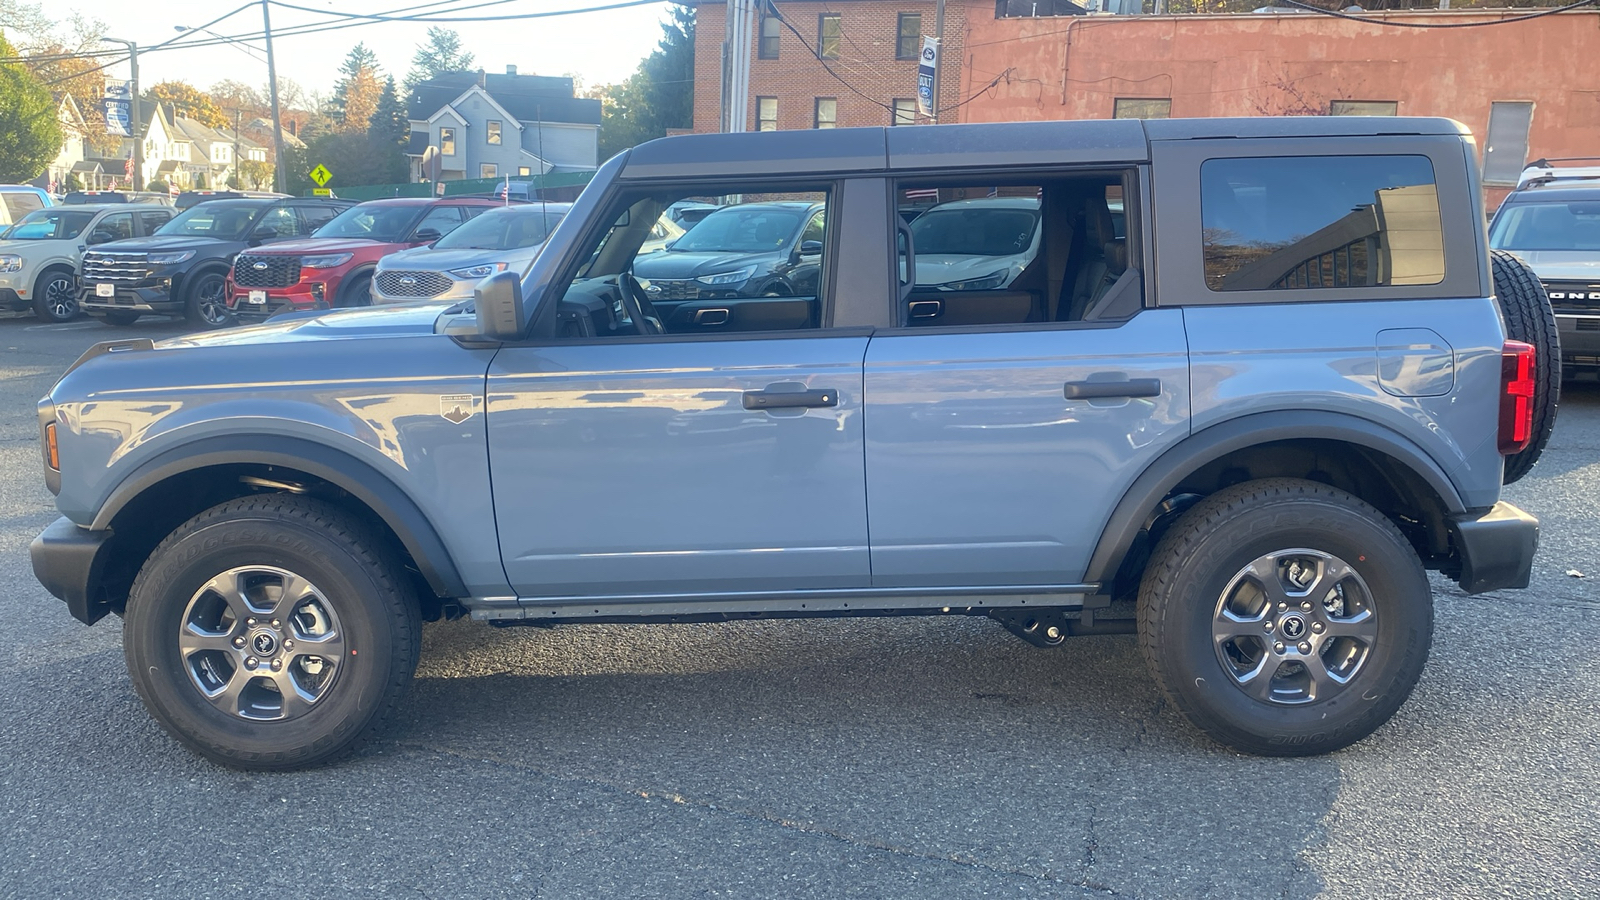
[618,274,665,335]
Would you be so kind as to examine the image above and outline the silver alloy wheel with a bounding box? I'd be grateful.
[178,565,345,721]
[1212,548,1378,705]
[42,275,76,319]
[195,275,230,326]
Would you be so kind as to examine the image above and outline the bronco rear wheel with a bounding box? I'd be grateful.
[1491,249,1559,484]
[124,495,421,770]
[1137,478,1432,756]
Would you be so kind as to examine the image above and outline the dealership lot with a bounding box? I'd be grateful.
[2,313,1597,899]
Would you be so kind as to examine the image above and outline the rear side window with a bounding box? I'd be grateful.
[1201,155,1444,292]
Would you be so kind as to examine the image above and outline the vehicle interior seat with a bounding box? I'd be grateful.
[1060,198,1116,321]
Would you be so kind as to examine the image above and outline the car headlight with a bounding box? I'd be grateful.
[696,265,758,286]
[936,269,1010,292]
[448,262,508,279]
[300,253,353,269]
[0,255,22,273]
[145,251,195,266]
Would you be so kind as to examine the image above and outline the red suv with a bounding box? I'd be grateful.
[225,197,500,321]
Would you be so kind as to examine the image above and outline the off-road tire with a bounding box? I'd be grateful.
[124,495,422,770]
[31,267,78,322]
[1491,249,1559,484]
[1137,478,1432,756]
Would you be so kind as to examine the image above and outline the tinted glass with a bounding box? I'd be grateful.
[669,205,805,253]
[137,210,171,235]
[910,203,1039,256]
[414,206,467,239]
[2,192,44,220]
[314,204,420,242]
[297,204,342,231]
[1490,201,1600,252]
[97,213,135,242]
[435,206,564,251]
[1201,155,1443,292]
[156,200,266,238]
[8,209,95,240]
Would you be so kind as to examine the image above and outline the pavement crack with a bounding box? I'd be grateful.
[1083,804,1098,869]
[394,739,1122,894]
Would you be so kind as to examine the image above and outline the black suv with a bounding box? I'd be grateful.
[77,197,355,327]
[1488,162,1600,371]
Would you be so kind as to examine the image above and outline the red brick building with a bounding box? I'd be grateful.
[690,0,968,132]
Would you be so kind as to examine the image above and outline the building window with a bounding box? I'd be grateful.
[1483,101,1536,186]
[518,166,531,176]
[1113,98,1171,119]
[814,97,837,129]
[892,98,917,126]
[1330,100,1398,117]
[897,13,921,60]
[818,14,841,59]
[760,14,781,59]
[757,96,779,131]
[440,127,456,156]
[481,164,497,178]
[487,120,503,144]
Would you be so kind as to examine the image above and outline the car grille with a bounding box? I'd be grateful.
[375,270,452,298]
[1543,281,1600,312]
[234,254,301,288]
[644,278,702,301]
[81,252,150,283]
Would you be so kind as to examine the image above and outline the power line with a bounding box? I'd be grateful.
[266,0,666,24]
[1282,0,1597,27]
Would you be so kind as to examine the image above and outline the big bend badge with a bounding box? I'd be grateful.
[439,393,480,424]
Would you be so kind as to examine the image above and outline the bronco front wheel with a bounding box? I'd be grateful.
[1137,478,1432,756]
[124,496,421,770]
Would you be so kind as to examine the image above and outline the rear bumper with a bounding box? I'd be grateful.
[30,517,116,625]
[1450,501,1539,594]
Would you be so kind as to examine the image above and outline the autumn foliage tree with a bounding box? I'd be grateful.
[145,80,228,129]
[0,32,63,182]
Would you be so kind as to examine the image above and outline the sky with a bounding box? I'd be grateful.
[55,0,675,103]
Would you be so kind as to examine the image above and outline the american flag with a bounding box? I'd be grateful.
[124,154,134,177]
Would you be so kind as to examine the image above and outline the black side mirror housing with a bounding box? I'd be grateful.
[474,270,528,340]
[800,240,823,256]
[86,230,113,245]
[413,227,442,243]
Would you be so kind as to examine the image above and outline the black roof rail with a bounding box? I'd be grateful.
[1524,157,1600,169]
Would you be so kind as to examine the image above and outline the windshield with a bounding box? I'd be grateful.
[315,204,420,242]
[435,207,562,251]
[1490,201,1600,252]
[8,209,96,240]
[911,205,1040,256]
[156,201,263,239]
[668,206,803,253]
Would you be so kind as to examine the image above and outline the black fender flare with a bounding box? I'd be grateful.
[1083,411,1469,585]
[91,434,469,599]
[335,265,378,307]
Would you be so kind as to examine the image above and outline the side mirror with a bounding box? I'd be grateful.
[799,240,823,256]
[251,225,279,241]
[86,230,114,245]
[474,270,528,340]
[413,227,442,243]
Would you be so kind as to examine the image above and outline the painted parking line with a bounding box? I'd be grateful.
[23,321,104,332]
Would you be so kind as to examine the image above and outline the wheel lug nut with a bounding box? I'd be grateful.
[1299,601,1313,611]
[245,656,259,669]
[283,639,294,649]
[1297,642,1311,654]
[246,618,257,627]
[1273,641,1285,653]
[1263,620,1274,632]
[1277,602,1287,610]
[1311,622,1325,634]
[232,636,246,648]
[271,659,283,671]
[271,619,281,628]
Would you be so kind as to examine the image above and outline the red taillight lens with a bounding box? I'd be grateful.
[1498,340,1536,455]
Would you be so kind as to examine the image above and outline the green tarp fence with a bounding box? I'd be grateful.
[320,170,595,201]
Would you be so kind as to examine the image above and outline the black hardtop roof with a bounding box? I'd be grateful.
[621,117,1471,180]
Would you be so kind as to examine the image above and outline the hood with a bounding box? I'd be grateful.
[1512,251,1600,283]
[913,253,1028,288]
[378,244,543,273]
[632,249,775,280]
[88,235,236,254]
[244,237,391,256]
[158,303,448,348]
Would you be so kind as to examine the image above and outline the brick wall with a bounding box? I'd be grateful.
[691,0,966,133]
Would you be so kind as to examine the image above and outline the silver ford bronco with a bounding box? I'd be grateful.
[31,118,1552,769]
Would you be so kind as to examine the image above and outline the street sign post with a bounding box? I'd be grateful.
[308,164,332,187]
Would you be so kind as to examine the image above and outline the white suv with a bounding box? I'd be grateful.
[0,204,173,321]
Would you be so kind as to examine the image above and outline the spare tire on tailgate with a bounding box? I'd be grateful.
[1491,249,1559,485]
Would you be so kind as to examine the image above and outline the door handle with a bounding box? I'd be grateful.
[1063,378,1161,400]
[743,388,839,410]
[908,299,942,319]
[693,307,730,326]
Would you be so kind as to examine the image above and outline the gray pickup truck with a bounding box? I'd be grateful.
[30,118,1553,770]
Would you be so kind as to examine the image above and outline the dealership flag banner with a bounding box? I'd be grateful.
[916,37,939,118]
[104,80,131,136]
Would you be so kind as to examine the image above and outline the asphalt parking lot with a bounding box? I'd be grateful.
[2,312,1597,899]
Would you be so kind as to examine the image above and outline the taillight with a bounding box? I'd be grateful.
[1498,340,1536,455]
[44,421,58,471]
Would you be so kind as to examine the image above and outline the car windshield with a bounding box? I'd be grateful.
[1490,200,1600,252]
[315,204,420,242]
[911,205,1041,256]
[667,206,803,253]
[156,201,263,239]
[8,209,96,240]
[435,207,562,251]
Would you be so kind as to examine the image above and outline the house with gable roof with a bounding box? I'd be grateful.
[405,67,600,183]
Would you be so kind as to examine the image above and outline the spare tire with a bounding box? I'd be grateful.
[1491,249,1559,484]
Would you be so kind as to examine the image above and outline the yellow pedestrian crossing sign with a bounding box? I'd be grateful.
[308,164,332,187]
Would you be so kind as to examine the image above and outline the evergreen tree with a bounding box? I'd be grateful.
[405,27,474,91]
[369,76,408,148]
[0,33,63,183]
[596,5,693,159]
[329,43,383,128]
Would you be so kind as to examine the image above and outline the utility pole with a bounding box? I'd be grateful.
[262,0,288,192]
[931,0,944,123]
[101,38,142,188]
[721,0,754,132]
[233,108,242,188]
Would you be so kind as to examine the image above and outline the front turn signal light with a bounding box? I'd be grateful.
[45,421,58,471]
